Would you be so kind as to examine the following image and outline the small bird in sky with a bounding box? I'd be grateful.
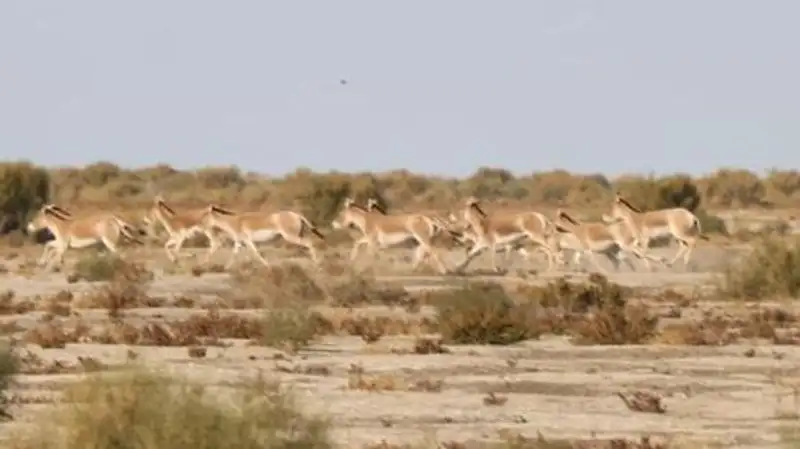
[339,79,348,85]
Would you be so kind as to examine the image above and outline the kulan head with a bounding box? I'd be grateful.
[27,204,72,234]
[331,197,362,230]
[609,193,640,220]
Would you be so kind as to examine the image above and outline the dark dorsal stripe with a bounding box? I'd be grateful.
[616,195,642,213]
[469,202,487,218]
[555,224,571,233]
[369,203,388,215]
[348,202,369,213]
[210,205,236,215]
[49,205,73,217]
[156,199,177,215]
[44,206,70,221]
[558,210,580,226]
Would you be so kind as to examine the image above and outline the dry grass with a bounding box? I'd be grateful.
[6,368,333,449]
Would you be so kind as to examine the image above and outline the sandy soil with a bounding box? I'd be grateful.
[1,242,798,448]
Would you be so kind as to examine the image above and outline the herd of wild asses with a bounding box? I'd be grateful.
[22,194,708,275]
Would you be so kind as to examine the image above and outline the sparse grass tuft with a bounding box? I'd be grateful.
[8,368,333,449]
[722,235,800,300]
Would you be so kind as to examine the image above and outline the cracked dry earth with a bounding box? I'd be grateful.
[0,244,799,448]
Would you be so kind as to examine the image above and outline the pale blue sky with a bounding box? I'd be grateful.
[1,1,798,178]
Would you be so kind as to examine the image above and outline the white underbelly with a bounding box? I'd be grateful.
[586,239,618,253]
[69,237,101,249]
[644,227,673,239]
[379,232,415,247]
[249,229,282,243]
[493,232,526,246]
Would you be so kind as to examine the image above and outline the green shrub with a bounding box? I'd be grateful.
[260,306,324,352]
[695,209,728,235]
[722,235,800,300]
[0,342,17,420]
[433,282,543,345]
[228,264,327,308]
[72,252,152,283]
[615,174,701,212]
[0,162,50,234]
[9,369,332,449]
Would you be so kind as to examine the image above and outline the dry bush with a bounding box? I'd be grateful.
[175,308,264,342]
[7,369,333,449]
[188,346,207,358]
[413,337,449,354]
[572,301,658,345]
[227,263,327,309]
[515,274,632,312]
[22,318,91,349]
[617,391,666,414]
[656,317,738,346]
[721,235,800,300]
[96,309,264,346]
[482,392,508,406]
[327,271,411,308]
[0,290,35,316]
[321,311,436,338]
[740,307,797,340]
[512,274,657,342]
[0,342,17,420]
[36,290,73,317]
[568,275,659,345]
[432,282,544,345]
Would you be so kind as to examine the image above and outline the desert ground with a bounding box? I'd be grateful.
[1,232,800,449]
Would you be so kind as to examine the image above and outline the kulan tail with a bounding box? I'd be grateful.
[694,216,710,241]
